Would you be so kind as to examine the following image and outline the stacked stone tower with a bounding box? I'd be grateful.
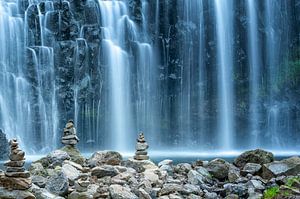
[134,132,149,160]
[0,139,31,190]
[61,120,79,147]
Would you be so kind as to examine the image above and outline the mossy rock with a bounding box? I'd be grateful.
[60,146,85,165]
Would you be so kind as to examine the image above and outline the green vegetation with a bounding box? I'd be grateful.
[285,176,300,188]
[263,186,280,199]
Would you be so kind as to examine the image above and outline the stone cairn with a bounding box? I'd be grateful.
[61,119,79,147]
[134,132,149,160]
[0,139,31,190]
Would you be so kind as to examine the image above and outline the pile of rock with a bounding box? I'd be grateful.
[0,139,31,190]
[134,133,149,160]
[61,120,79,147]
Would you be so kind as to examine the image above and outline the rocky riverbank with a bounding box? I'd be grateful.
[0,147,300,199]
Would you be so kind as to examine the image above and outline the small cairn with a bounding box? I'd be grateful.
[0,139,31,190]
[134,132,149,160]
[61,119,79,147]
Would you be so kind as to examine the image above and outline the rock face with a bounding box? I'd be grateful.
[0,139,32,191]
[0,129,9,160]
[262,156,300,179]
[234,149,274,168]
[134,132,149,161]
[61,120,79,146]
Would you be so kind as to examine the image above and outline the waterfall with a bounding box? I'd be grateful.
[214,0,234,150]
[0,0,299,154]
[247,0,261,147]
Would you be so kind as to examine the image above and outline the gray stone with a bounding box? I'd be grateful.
[159,183,184,195]
[136,142,149,151]
[4,160,25,167]
[228,165,241,183]
[234,149,274,168]
[205,158,230,180]
[91,165,119,178]
[32,175,47,188]
[241,163,262,176]
[262,156,300,179]
[158,159,173,167]
[6,167,25,172]
[88,151,122,167]
[109,184,138,199]
[62,163,80,182]
[46,172,69,196]
[47,150,70,165]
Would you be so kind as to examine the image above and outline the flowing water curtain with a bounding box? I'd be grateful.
[0,1,31,150]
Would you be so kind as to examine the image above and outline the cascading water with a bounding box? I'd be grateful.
[0,0,299,155]
[214,0,234,150]
[247,0,261,147]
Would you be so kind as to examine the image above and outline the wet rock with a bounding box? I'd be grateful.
[262,156,300,179]
[205,158,230,180]
[228,165,241,183]
[32,175,47,188]
[62,163,80,182]
[60,145,85,165]
[46,172,69,196]
[241,163,262,176]
[109,184,138,199]
[28,162,48,177]
[0,129,9,160]
[87,150,122,167]
[91,165,119,178]
[47,150,71,166]
[234,149,274,168]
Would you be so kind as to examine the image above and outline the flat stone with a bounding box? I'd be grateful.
[66,122,74,129]
[62,139,78,145]
[91,165,119,178]
[134,155,149,160]
[62,134,79,140]
[5,171,30,178]
[135,151,148,155]
[109,184,138,199]
[0,174,32,190]
[6,167,25,172]
[4,160,25,167]
[136,142,149,151]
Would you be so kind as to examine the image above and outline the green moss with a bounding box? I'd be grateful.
[263,186,280,199]
[286,176,300,188]
[60,145,85,165]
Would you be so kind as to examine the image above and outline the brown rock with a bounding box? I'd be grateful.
[0,174,32,190]
[4,160,25,167]
[6,167,25,172]
[5,171,30,178]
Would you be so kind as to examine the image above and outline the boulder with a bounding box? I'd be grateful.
[91,165,119,178]
[45,172,69,196]
[123,158,157,173]
[47,150,70,166]
[241,163,262,176]
[32,175,47,188]
[234,149,274,168]
[109,184,138,199]
[29,184,65,199]
[60,145,85,165]
[262,156,300,179]
[28,162,48,177]
[62,163,80,182]
[205,158,230,180]
[88,151,122,167]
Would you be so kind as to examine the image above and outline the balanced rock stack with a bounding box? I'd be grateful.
[134,132,149,160]
[61,120,79,146]
[0,139,31,190]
